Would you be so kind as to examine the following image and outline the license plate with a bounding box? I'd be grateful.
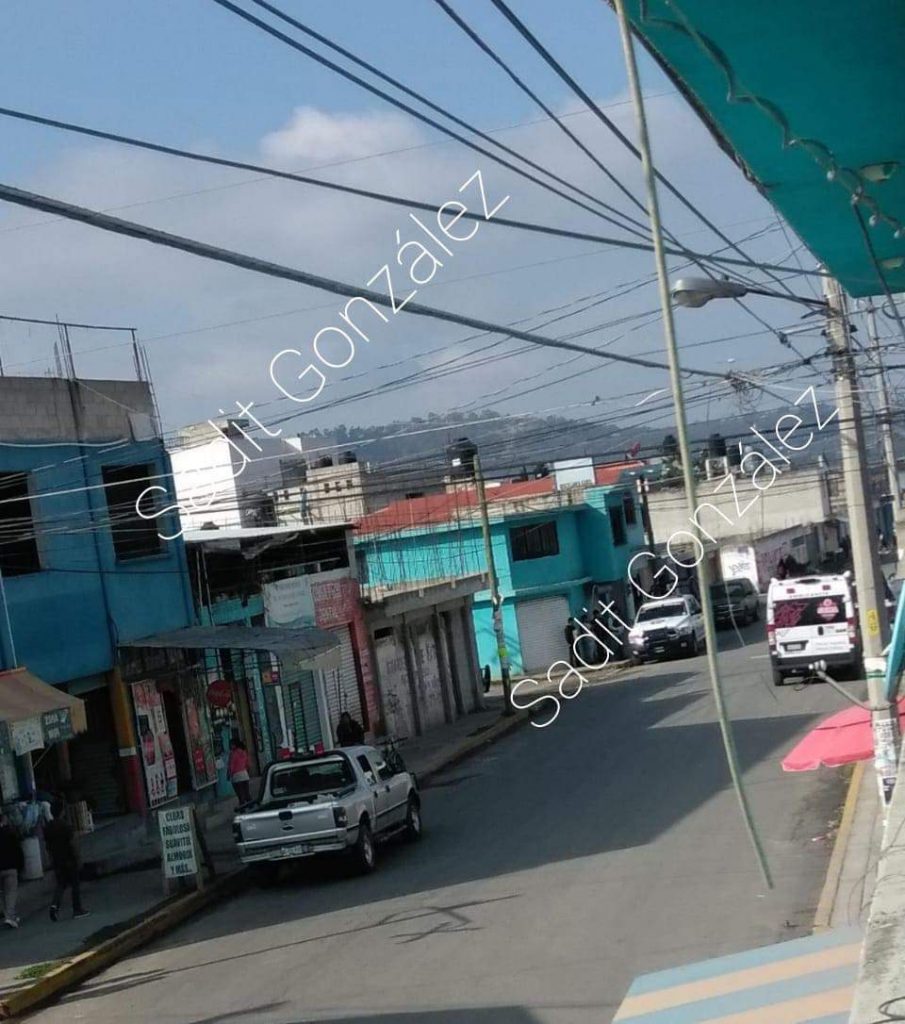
[281,843,312,858]
[784,642,806,652]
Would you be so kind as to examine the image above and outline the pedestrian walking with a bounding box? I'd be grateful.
[228,739,252,804]
[44,801,88,922]
[335,711,365,747]
[482,664,491,694]
[0,813,22,928]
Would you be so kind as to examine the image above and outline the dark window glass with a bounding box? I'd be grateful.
[609,505,627,546]
[102,463,164,561]
[269,758,354,798]
[773,596,846,628]
[0,472,40,576]
[637,602,685,622]
[510,521,559,561]
[622,492,637,525]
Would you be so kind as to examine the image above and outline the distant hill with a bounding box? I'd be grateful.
[301,397,854,475]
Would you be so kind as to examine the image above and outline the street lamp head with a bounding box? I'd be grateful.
[670,276,749,308]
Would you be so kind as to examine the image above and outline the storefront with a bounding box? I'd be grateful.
[118,645,217,811]
[121,623,341,809]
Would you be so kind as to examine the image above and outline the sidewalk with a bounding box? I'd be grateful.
[814,762,883,933]
[0,700,529,1004]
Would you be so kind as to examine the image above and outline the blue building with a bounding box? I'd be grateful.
[0,377,194,816]
[355,464,648,677]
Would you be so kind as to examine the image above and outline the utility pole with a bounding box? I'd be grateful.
[473,453,513,715]
[824,277,900,804]
[614,0,772,888]
[863,299,899,510]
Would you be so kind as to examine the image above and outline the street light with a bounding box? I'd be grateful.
[672,271,901,804]
[670,276,828,310]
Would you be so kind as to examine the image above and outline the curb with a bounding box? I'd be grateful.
[0,868,249,1020]
[813,760,865,933]
[417,710,529,785]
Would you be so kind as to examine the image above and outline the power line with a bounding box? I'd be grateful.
[208,0,652,237]
[0,180,733,378]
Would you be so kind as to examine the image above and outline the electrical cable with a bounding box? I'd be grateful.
[207,0,652,237]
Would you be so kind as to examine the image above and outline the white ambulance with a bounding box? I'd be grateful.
[766,574,860,686]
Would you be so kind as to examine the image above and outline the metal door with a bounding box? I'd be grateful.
[323,626,364,736]
[515,595,570,673]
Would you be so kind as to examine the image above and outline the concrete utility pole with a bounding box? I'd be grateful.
[614,0,772,888]
[863,299,899,509]
[824,277,900,803]
[473,453,513,715]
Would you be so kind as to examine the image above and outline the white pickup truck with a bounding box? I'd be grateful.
[232,745,421,880]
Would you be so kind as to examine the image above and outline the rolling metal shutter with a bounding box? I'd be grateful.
[283,668,322,752]
[515,595,570,674]
[323,626,363,735]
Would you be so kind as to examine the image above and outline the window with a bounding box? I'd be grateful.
[356,754,377,784]
[368,752,394,782]
[622,492,637,526]
[609,505,627,546]
[510,521,559,561]
[102,463,164,561]
[345,479,353,490]
[269,757,354,799]
[0,472,40,576]
[324,482,331,493]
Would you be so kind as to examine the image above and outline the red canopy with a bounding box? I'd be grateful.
[782,697,905,772]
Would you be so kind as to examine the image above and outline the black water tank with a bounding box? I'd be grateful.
[446,437,478,480]
[707,433,727,459]
[317,456,334,469]
[341,450,357,464]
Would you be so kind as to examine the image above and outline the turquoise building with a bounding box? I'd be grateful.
[355,468,647,677]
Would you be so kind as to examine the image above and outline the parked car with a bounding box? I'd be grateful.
[766,573,860,686]
[709,578,760,628]
[627,593,706,664]
[232,745,421,880]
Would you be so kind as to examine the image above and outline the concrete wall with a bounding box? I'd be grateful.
[0,440,194,684]
[647,467,831,548]
[0,378,155,443]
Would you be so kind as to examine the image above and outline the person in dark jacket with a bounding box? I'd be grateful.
[44,801,88,921]
[0,814,23,928]
[335,712,365,747]
[482,665,492,694]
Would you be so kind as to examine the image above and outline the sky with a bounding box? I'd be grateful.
[0,0,833,452]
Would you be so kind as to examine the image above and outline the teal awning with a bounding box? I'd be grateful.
[616,1,905,297]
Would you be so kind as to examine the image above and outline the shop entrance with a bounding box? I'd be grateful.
[161,690,192,795]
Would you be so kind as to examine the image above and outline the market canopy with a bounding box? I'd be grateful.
[615,0,905,297]
[122,624,342,670]
[612,926,861,1022]
[0,668,87,756]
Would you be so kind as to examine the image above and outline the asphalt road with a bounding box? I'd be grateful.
[39,621,850,1024]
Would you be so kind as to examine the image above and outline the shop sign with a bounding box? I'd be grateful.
[312,577,357,629]
[183,694,217,790]
[158,805,199,878]
[206,679,233,709]
[10,718,44,756]
[263,576,315,627]
[132,681,178,808]
[41,708,73,744]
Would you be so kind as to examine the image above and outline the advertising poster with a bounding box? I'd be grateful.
[263,575,315,627]
[132,681,178,808]
[183,695,217,790]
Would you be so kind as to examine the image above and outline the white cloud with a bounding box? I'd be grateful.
[259,106,419,166]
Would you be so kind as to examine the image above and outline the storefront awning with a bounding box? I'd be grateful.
[122,624,341,670]
[613,927,860,1022]
[0,668,88,756]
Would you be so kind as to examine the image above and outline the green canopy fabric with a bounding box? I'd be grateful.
[617,0,905,297]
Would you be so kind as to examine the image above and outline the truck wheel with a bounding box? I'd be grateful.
[753,603,760,622]
[405,796,422,841]
[772,667,785,687]
[354,819,376,874]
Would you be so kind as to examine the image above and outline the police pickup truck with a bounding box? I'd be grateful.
[232,745,421,879]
